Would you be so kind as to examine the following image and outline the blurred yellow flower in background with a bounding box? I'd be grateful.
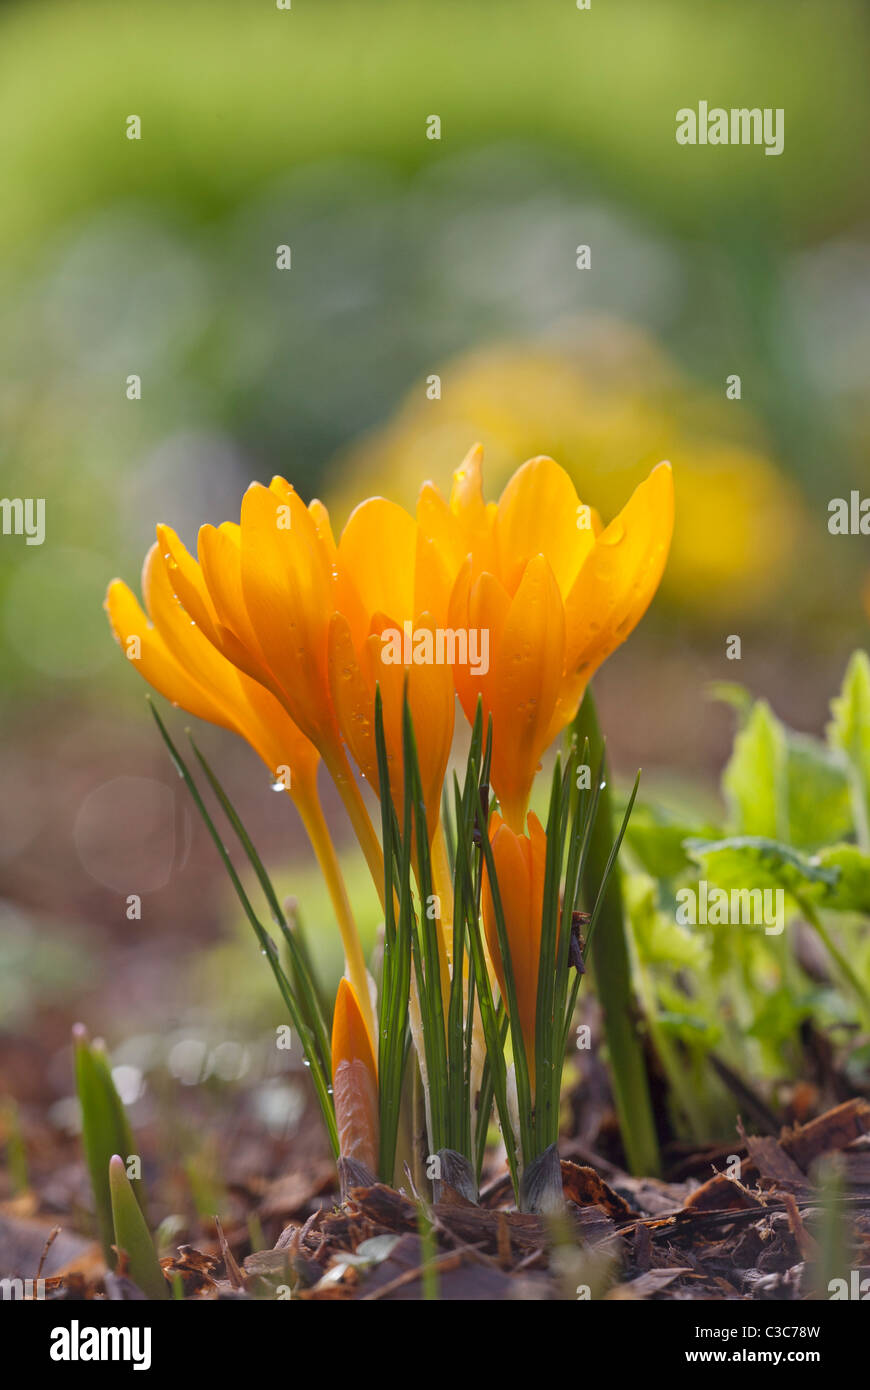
[330,323,807,619]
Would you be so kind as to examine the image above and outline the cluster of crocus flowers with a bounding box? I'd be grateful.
[105,445,673,1146]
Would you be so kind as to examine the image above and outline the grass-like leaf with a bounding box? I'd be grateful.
[188,732,331,1078]
[109,1155,168,1300]
[148,698,338,1157]
[73,1024,144,1262]
[573,691,660,1177]
[375,686,413,1182]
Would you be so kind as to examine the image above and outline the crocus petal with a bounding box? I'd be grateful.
[105,566,320,798]
[450,443,487,523]
[416,482,469,582]
[413,531,453,629]
[239,482,339,750]
[142,542,253,710]
[564,460,674,677]
[105,579,235,733]
[363,613,455,839]
[448,443,497,575]
[482,813,547,1089]
[327,611,380,791]
[495,455,594,597]
[338,497,417,626]
[155,524,221,647]
[486,554,565,832]
[448,561,511,735]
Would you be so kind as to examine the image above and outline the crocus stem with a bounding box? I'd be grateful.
[296,788,377,1049]
[426,825,453,1015]
[324,747,387,910]
[431,822,454,932]
[574,690,661,1178]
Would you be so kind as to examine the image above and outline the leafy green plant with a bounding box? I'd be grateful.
[622,651,870,1138]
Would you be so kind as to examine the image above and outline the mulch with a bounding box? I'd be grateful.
[9,1098,867,1301]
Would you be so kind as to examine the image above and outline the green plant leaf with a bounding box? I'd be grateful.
[827,650,870,850]
[811,843,870,913]
[785,734,854,851]
[626,805,719,879]
[722,699,788,839]
[74,1025,144,1262]
[109,1155,168,1300]
[685,835,839,896]
[149,699,338,1157]
[573,692,661,1179]
[707,680,753,724]
[627,876,706,970]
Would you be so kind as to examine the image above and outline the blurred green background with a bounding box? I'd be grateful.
[2,0,870,1097]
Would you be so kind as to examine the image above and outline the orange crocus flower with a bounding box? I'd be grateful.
[152,482,385,902]
[104,541,376,1041]
[426,448,674,831]
[331,976,379,1174]
[481,812,548,1091]
[106,542,320,799]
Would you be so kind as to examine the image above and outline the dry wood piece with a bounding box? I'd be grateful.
[683,1171,762,1212]
[560,1160,639,1220]
[607,1266,694,1299]
[779,1098,870,1170]
[740,1130,811,1193]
